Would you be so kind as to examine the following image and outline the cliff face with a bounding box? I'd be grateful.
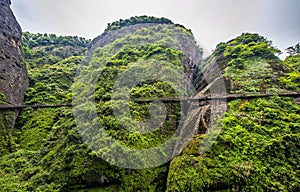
[167,33,300,192]
[0,0,28,153]
[0,12,298,191]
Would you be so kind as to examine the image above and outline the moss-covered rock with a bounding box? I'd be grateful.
[167,34,300,192]
[1,17,299,192]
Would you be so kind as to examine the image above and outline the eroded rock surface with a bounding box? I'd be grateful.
[0,0,28,153]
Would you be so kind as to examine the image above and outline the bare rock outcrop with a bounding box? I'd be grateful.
[0,0,28,153]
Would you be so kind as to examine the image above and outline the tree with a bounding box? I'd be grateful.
[286,43,300,56]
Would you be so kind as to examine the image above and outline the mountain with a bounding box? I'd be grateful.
[167,33,300,191]
[0,13,299,191]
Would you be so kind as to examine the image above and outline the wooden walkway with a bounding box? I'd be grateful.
[0,92,299,110]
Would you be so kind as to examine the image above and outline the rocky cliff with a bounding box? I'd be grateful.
[0,13,298,191]
[0,0,28,154]
[167,33,300,191]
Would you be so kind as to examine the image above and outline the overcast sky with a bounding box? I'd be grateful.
[11,0,300,56]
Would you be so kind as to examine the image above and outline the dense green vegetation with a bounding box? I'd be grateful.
[1,21,197,191]
[169,33,300,191]
[0,18,299,191]
[72,22,196,189]
[167,96,300,191]
[217,33,286,93]
[280,53,300,91]
[105,16,174,32]
[22,32,90,66]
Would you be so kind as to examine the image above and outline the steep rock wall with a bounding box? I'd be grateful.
[0,0,28,154]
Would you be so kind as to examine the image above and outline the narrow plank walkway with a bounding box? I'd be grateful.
[0,92,299,110]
